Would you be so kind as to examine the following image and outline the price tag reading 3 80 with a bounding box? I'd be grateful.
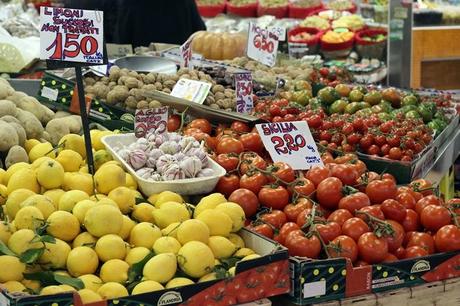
[40,7,104,64]
[247,22,279,67]
[235,72,253,113]
[256,121,323,170]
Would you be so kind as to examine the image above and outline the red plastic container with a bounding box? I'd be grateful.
[355,28,387,45]
[257,4,289,18]
[288,4,324,19]
[197,1,226,17]
[288,27,322,44]
[320,32,355,51]
[227,1,258,17]
[324,2,357,13]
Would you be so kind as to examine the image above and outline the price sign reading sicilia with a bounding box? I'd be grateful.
[40,7,104,64]
[256,121,323,170]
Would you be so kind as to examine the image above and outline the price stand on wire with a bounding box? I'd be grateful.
[235,72,253,113]
[256,121,323,170]
[247,22,279,67]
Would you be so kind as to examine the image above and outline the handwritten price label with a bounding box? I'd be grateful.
[247,22,279,67]
[256,121,323,170]
[40,7,104,64]
[170,79,211,104]
[235,72,253,114]
[180,37,193,69]
[134,106,168,138]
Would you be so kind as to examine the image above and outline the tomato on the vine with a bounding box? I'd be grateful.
[284,198,313,222]
[239,172,267,194]
[420,205,451,232]
[406,232,435,254]
[385,220,405,252]
[381,199,407,223]
[401,209,420,232]
[356,205,385,221]
[365,179,397,204]
[329,235,358,262]
[240,133,264,153]
[216,137,244,155]
[228,188,259,218]
[231,121,251,133]
[305,166,331,187]
[216,153,239,172]
[435,225,460,252]
[317,221,342,243]
[258,185,290,210]
[338,192,371,214]
[289,178,315,197]
[358,232,389,264]
[327,209,353,226]
[216,175,240,198]
[268,162,296,184]
[331,164,359,186]
[260,210,287,229]
[317,177,344,210]
[167,114,181,132]
[396,192,416,210]
[239,153,267,175]
[284,230,321,258]
[276,222,300,245]
[248,223,274,239]
[187,118,212,134]
[342,217,370,242]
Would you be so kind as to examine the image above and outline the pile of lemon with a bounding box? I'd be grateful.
[0,131,258,304]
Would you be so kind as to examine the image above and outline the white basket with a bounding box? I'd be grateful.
[102,133,226,196]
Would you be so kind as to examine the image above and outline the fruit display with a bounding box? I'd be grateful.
[228,0,258,5]
[361,33,386,42]
[331,14,365,31]
[321,29,354,44]
[300,15,331,30]
[259,0,288,8]
[325,0,356,11]
[197,0,225,4]
[289,0,322,8]
[290,31,316,42]
[191,31,247,61]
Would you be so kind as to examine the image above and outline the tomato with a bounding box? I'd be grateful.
[240,133,264,153]
[383,253,398,262]
[305,166,331,187]
[248,223,273,239]
[382,173,396,183]
[353,160,367,176]
[258,185,290,210]
[406,232,435,254]
[231,121,251,133]
[228,188,259,217]
[404,246,429,259]
[396,192,416,210]
[415,195,442,214]
[389,147,402,160]
[276,222,300,245]
[330,164,359,186]
[342,217,370,242]
[338,192,371,214]
[357,205,385,221]
[285,230,321,258]
[239,172,267,194]
[296,208,326,228]
[365,179,397,204]
[260,210,287,229]
[216,175,240,198]
[284,198,313,222]
[317,222,342,243]
[411,179,434,196]
[435,225,460,252]
[358,232,389,264]
[216,153,239,171]
[269,162,296,184]
[385,220,405,252]
[328,235,358,262]
[402,209,420,232]
[239,153,267,174]
[217,137,244,155]
[188,118,212,134]
[327,209,353,226]
[317,177,344,210]
[420,205,451,232]
[167,114,181,132]
[289,178,315,197]
[381,199,407,223]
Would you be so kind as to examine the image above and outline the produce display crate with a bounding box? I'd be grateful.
[287,250,460,305]
[0,291,75,306]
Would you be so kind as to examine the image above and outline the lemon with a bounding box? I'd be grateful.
[99,259,129,284]
[147,193,159,205]
[90,194,107,201]
[0,222,13,244]
[132,203,155,223]
[196,209,232,237]
[67,246,99,277]
[31,156,54,170]
[21,279,41,291]
[7,168,40,195]
[62,172,94,196]
[40,285,64,295]
[208,236,237,259]
[72,232,97,248]
[125,247,151,266]
[54,270,71,277]
[56,150,83,172]
[43,189,65,209]
[165,277,194,289]
[84,205,123,237]
[0,185,7,205]
[176,219,210,245]
[14,206,44,230]
[96,198,118,208]
[7,229,41,255]
[78,289,102,303]
[118,215,136,240]
[36,160,65,190]
[39,238,71,269]
[2,280,26,293]
[161,222,180,238]
[4,162,31,184]
[129,222,161,248]
[58,190,90,213]
[58,134,86,159]
[194,193,227,217]
[0,169,6,185]
[5,189,35,219]
[29,142,55,163]
[46,211,80,241]
[178,241,215,278]
[155,191,183,208]
[143,253,177,283]
[108,186,135,214]
[125,173,137,190]
[20,195,55,219]
[91,130,113,151]
[152,202,191,229]
[72,200,96,224]
[78,274,103,292]
[0,256,25,282]
[24,139,41,154]
[215,202,245,233]
[59,284,76,292]
[131,281,164,295]
[234,248,255,258]
[228,267,236,276]
[99,161,122,168]
[241,254,261,261]
[228,233,245,249]
[198,272,218,283]
[94,149,113,170]
[97,282,128,299]
[153,237,181,255]
[95,234,128,262]
[94,164,126,195]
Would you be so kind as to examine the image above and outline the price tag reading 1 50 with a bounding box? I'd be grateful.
[256,121,323,170]
[247,22,279,67]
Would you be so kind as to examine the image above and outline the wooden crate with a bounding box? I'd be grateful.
[340,294,377,306]
[408,281,445,306]
[437,278,460,305]
[376,287,411,306]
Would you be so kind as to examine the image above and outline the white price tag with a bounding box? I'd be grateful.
[40,7,104,64]
[41,86,59,101]
[288,42,309,59]
[134,106,169,138]
[270,26,286,41]
[171,79,211,104]
[303,280,326,298]
[180,37,193,68]
[247,22,279,67]
[256,121,323,170]
[235,72,253,114]
[106,43,133,59]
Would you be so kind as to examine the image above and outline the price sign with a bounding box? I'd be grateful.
[40,7,104,64]
[247,22,279,67]
[256,121,323,170]
[288,42,309,59]
[180,37,193,68]
[134,106,169,138]
[171,79,211,104]
[270,26,286,41]
[106,43,133,59]
[235,72,253,113]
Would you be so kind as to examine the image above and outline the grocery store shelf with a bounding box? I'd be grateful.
[413,25,460,31]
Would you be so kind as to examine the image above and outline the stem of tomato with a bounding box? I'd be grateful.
[446,206,460,228]
[178,106,189,133]
[354,211,395,238]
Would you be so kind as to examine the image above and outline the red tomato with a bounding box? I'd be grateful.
[240,133,264,153]
[216,137,244,155]
[415,195,442,215]
[317,177,344,210]
[269,162,296,184]
[327,209,353,226]
[406,232,435,254]
[285,230,321,258]
[358,232,389,264]
[231,121,251,133]
[276,222,300,245]
[381,199,407,223]
[338,192,371,214]
[365,179,397,204]
[216,175,240,198]
[216,153,239,171]
[385,220,405,252]
[410,179,434,196]
[435,225,460,252]
[229,188,259,218]
[357,206,385,221]
[239,172,267,194]
[329,235,358,262]
[239,153,267,174]
[188,118,212,134]
[248,223,273,239]
[260,210,287,229]
[305,166,331,187]
[394,246,406,259]
[331,164,359,186]
[289,178,315,197]
[258,186,290,210]
[167,114,181,132]
[342,217,370,242]
[317,222,342,243]
[396,192,416,210]
[383,253,398,262]
[284,198,313,222]
[296,208,326,228]
[420,205,451,232]
[404,246,429,259]
[402,209,420,232]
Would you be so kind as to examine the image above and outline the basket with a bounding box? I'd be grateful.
[320,32,354,59]
[227,1,258,17]
[197,2,226,17]
[288,27,322,54]
[257,4,289,18]
[288,4,324,19]
[355,29,387,59]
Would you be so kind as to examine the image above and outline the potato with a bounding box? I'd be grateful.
[7,122,26,147]
[0,120,18,151]
[5,145,28,168]
[40,105,55,124]
[1,115,20,125]
[54,111,71,119]
[46,118,70,145]
[0,100,17,117]
[149,100,162,109]
[93,84,110,99]
[109,66,122,81]
[85,77,96,86]
[137,101,149,109]
[6,91,27,105]
[68,116,82,133]
[125,96,138,109]
[0,83,12,99]
[17,96,46,123]
[125,77,139,89]
[15,109,44,139]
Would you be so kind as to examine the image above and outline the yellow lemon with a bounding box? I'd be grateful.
[28,142,55,163]
[84,205,123,237]
[66,246,99,277]
[58,190,90,212]
[196,209,232,237]
[62,172,94,196]
[234,248,255,258]
[176,219,210,245]
[7,229,41,255]
[95,234,128,262]
[177,241,215,278]
[97,282,128,299]
[72,199,96,224]
[24,139,41,154]
[21,279,40,291]
[165,277,194,289]
[96,198,118,208]
[58,134,86,159]
[153,237,181,255]
[5,189,35,219]
[208,236,237,259]
[155,191,183,208]
[131,281,164,295]
[72,232,97,248]
[31,156,54,170]
[125,173,137,190]
[94,149,112,170]
[118,215,136,240]
[228,233,245,249]
[2,280,26,293]
[99,259,129,284]
[7,168,40,195]
[94,164,126,194]
[91,130,113,151]
[78,274,103,292]
[152,202,191,229]
[56,150,82,172]
[143,253,177,284]
[46,211,80,241]
[147,193,159,205]
[0,222,13,244]
[43,189,65,209]
[131,203,155,223]
[39,238,71,269]
[36,160,65,190]
[4,162,31,185]
[78,289,102,303]
[108,186,135,214]
[0,169,6,185]
[194,193,227,217]
[40,285,64,296]
[198,273,218,283]
[215,202,245,232]
[129,222,161,249]
[241,254,261,261]
[0,256,26,282]
[20,194,55,219]
[14,206,44,230]
[125,247,151,266]
[0,184,7,205]
[161,222,180,238]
